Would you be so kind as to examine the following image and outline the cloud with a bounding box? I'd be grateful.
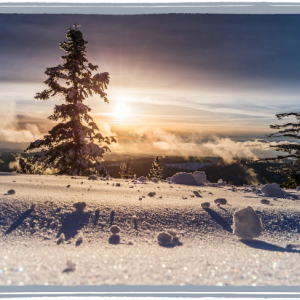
[0,99,43,144]
[242,139,299,150]
[109,127,257,163]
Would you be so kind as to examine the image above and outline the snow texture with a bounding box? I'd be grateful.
[261,183,285,198]
[232,206,262,240]
[193,171,207,185]
[171,172,198,186]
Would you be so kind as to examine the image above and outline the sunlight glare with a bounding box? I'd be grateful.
[113,103,130,120]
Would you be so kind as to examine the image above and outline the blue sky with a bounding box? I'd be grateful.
[0,14,299,158]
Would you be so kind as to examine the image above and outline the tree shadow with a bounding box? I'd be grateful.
[5,209,34,235]
[203,208,233,233]
[57,211,90,241]
[93,209,100,226]
[240,239,300,253]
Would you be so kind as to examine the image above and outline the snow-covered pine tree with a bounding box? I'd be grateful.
[148,156,164,180]
[261,112,300,188]
[119,160,134,179]
[20,24,116,176]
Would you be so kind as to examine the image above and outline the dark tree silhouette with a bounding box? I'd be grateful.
[261,112,300,188]
[18,24,116,176]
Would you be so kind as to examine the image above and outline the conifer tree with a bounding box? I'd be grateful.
[119,160,134,179]
[262,112,300,188]
[148,156,164,180]
[19,24,116,176]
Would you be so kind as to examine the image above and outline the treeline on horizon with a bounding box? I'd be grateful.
[0,151,289,187]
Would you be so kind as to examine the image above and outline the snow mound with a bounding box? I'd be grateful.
[232,206,262,240]
[88,175,97,180]
[261,183,285,198]
[151,177,158,183]
[171,172,198,186]
[166,177,172,182]
[297,186,300,191]
[193,171,206,185]
[137,176,147,183]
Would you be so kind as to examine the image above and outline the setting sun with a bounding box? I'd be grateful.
[113,103,130,120]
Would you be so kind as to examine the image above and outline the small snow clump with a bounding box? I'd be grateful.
[137,176,147,183]
[110,225,120,235]
[157,232,173,244]
[260,199,270,205]
[88,175,98,180]
[201,202,210,208]
[148,192,156,197]
[193,171,206,185]
[232,206,262,239]
[214,198,227,205]
[151,177,158,183]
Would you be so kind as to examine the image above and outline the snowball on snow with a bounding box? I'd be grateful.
[193,171,206,185]
[261,183,285,198]
[151,177,158,183]
[297,186,300,191]
[201,202,210,209]
[171,172,198,186]
[110,225,120,235]
[157,232,173,244]
[232,206,262,240]
[214,198,227,205]
[88,175,98,180]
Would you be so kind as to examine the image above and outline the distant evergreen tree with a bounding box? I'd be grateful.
[19,24,116,176]
[148,156,163,180]
[119,160,134,179]
[262,112,300,188]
